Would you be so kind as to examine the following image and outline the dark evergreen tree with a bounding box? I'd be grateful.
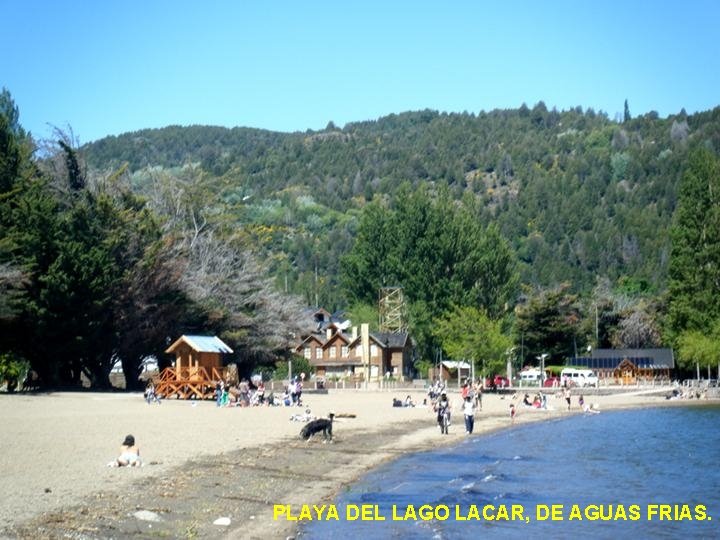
[666,148,720,341]
[515,283,583,362]
[624,99,631,123]
[341,183,518,357]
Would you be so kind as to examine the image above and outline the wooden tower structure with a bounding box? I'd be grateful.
[379,287,407,333]
[155,335,234,400]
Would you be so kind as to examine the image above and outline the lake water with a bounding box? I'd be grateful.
[299,405,720,539]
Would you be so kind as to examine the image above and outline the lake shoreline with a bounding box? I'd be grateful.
[0,388,711,539]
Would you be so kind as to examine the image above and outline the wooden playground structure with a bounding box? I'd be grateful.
[154,335,235,400]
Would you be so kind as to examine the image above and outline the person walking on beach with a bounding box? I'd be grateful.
[435,392,451,435]
[295,378,303,406]
[145,381,161,404]
[510,403,516,423]
[463,396,476,434]
[474,381,483,410]
[564,387,571,410]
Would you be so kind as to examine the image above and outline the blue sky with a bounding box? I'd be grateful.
[3,1,719,144]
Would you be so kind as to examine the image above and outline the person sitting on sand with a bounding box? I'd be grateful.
[238,379,250,407]
[114,434,141,467]
[290,408,315,422]
[404,395,415,407]
[256,381,266,405]
[583,402,600,414]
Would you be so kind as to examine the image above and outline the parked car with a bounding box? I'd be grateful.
[485,375,510,389]
[543,376,561,387]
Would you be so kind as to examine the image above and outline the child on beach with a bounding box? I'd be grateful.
[111,434,142,467]
[510,403,516,423]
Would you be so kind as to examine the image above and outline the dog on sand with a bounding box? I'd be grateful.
[299,413,335,442]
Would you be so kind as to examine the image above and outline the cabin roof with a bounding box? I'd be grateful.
[346,332,410,348]
[571,348,674,369]
[165,335,234,354]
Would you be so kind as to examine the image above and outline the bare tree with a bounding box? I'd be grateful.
[180,231,306,358]
[142,165,307,366]
[612,305,661,349]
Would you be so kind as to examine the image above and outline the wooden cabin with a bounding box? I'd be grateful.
[154,335,234,399]
[428,360,471,384]
[614,358,638,385]
[570,348,674,384]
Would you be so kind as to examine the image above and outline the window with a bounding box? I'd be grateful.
[341,345,349,358]
[329,346,337,358]
[356,345,362,357]
[370,344,378,357]
[315,346,322,359]
[304,347,311,359]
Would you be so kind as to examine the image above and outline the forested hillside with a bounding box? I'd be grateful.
[84,104,720,305]
[3,93,720,390]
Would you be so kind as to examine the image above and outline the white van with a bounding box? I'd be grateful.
[520,368,543,384]
[561,368,598,388]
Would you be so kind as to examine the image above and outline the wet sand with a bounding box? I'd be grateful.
[0,387,693,539]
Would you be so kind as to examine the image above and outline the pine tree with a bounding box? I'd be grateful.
[666,148,720,341]
[623,99,631,123]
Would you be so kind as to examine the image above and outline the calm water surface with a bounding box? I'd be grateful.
[300,405,720,539]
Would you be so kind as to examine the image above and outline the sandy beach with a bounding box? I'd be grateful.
[0,386,703,539]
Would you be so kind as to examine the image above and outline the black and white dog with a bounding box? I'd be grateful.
[299,413,335,442]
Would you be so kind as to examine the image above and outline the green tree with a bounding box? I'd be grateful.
[273,354,315,380]
[345,301,379,331]
[666,148,720,341]
[432,305,511,377]
[0,352,29,392]
[515,283,582,363]
[341,183,518,359]
[676,320,720,378]
[1,120,195,388]
[623,99,631,123]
